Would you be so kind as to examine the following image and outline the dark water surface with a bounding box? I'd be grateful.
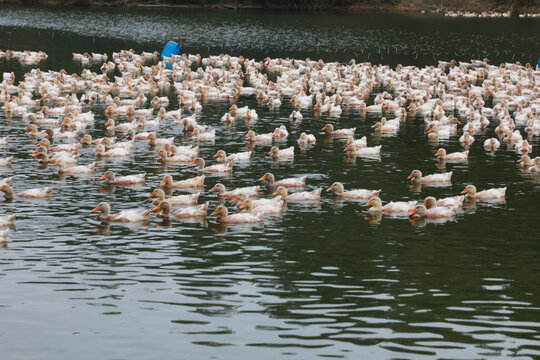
[1,5,540,360]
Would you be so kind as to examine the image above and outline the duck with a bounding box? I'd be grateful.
[90,202,151,222]
[272,186,322,201]
[364,196,417,214]
[0,156,13,167]
[147,132,175,147]
[160,174,205,189]
[231,193,283,208]
[0,184,53,199]
[321,124,355,137]
[99,170,145,185]
[483,138,500,151]
[245,130,272,142]
[210,205,262,223]
[24,124,39,136]
[434,148,469,161]
[238,199,283,215]
[344,143,382,157]
[156,149,192,163]
[104,119,137,133]
[268,146,294,158]
[290,110,303,121]
[52,160,96,174]
[297,133,316,145]
[273,125,289,140]
[0,215,16,226]
[326,182,380,200]
[517,155,535,168]
[514,140,532,155]
[36,138,78,153]
[152,200,208,219]
[190,157,233,173]
[460,184,506,200]
[32,150,78,165]
[459,129,475,146]
[407,170,452,183]
[209,183,260,198]
[213,150,252,163]
[258,173,306,188]
[148,189,200,206]
[93,144,130,157]
[423,195,463,209]
[408,204,456,219]
[191,128,216,141]
[100,137,133,151]
[345,136,367,148]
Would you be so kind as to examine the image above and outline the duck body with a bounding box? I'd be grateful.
[91,202,151,222]
[327,182,380,200]
[211,205,262,223]
[160,175,205,189]
[273,186,321,201]
[100,171,145,185]
[408,170,452,183]
[461,185,506,201]
[435,148,468,161]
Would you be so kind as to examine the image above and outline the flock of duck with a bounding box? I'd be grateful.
[0,48,539,242]
[443,10,540,18]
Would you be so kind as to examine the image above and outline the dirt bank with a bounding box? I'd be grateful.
[1,0,539,14]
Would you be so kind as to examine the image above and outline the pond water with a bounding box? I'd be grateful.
[0,5,540,360]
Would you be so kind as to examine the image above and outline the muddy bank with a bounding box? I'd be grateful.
[1,0,539,14]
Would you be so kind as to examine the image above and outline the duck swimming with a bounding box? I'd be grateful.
[90,202,151,222]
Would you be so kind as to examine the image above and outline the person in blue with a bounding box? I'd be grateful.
[161,41,180,69]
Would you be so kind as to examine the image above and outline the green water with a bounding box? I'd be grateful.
[0,5,539,360]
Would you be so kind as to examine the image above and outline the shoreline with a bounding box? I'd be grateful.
[1,1,539,15]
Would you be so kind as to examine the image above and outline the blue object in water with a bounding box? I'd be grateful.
[537,55,540,69]
[161,41,180,60]
[161,41,180,69]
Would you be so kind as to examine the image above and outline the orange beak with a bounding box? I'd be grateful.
[460,188,468,194]
[159,179,166,186]
[210,209,219,216]
[407,174,413,179]
[371,124,378,128]
[456,119,461,124]
[40,130,47,135]
[208,187,216,193]
[188,159,197,165]
[92,147,99,152]
[244,133,250,138]
[271,190,279,196]
[408,209,416,217]
[51,162,58,166]
[267,150,273,155]
[148,192,156,198]
[427,128,434,134]
[104,120,110,126]
[31,153,39,158]
[258,175,266,181]
[151,203,162,211]
[90,207,99,213]
[231,195,239,202]
[434,150,441,156]
[343,146,350,152]
[364,200,373,207]
[321,125,327,131]
[213,152,220,158]
[238,202,247,210]
[99,174,107,180]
